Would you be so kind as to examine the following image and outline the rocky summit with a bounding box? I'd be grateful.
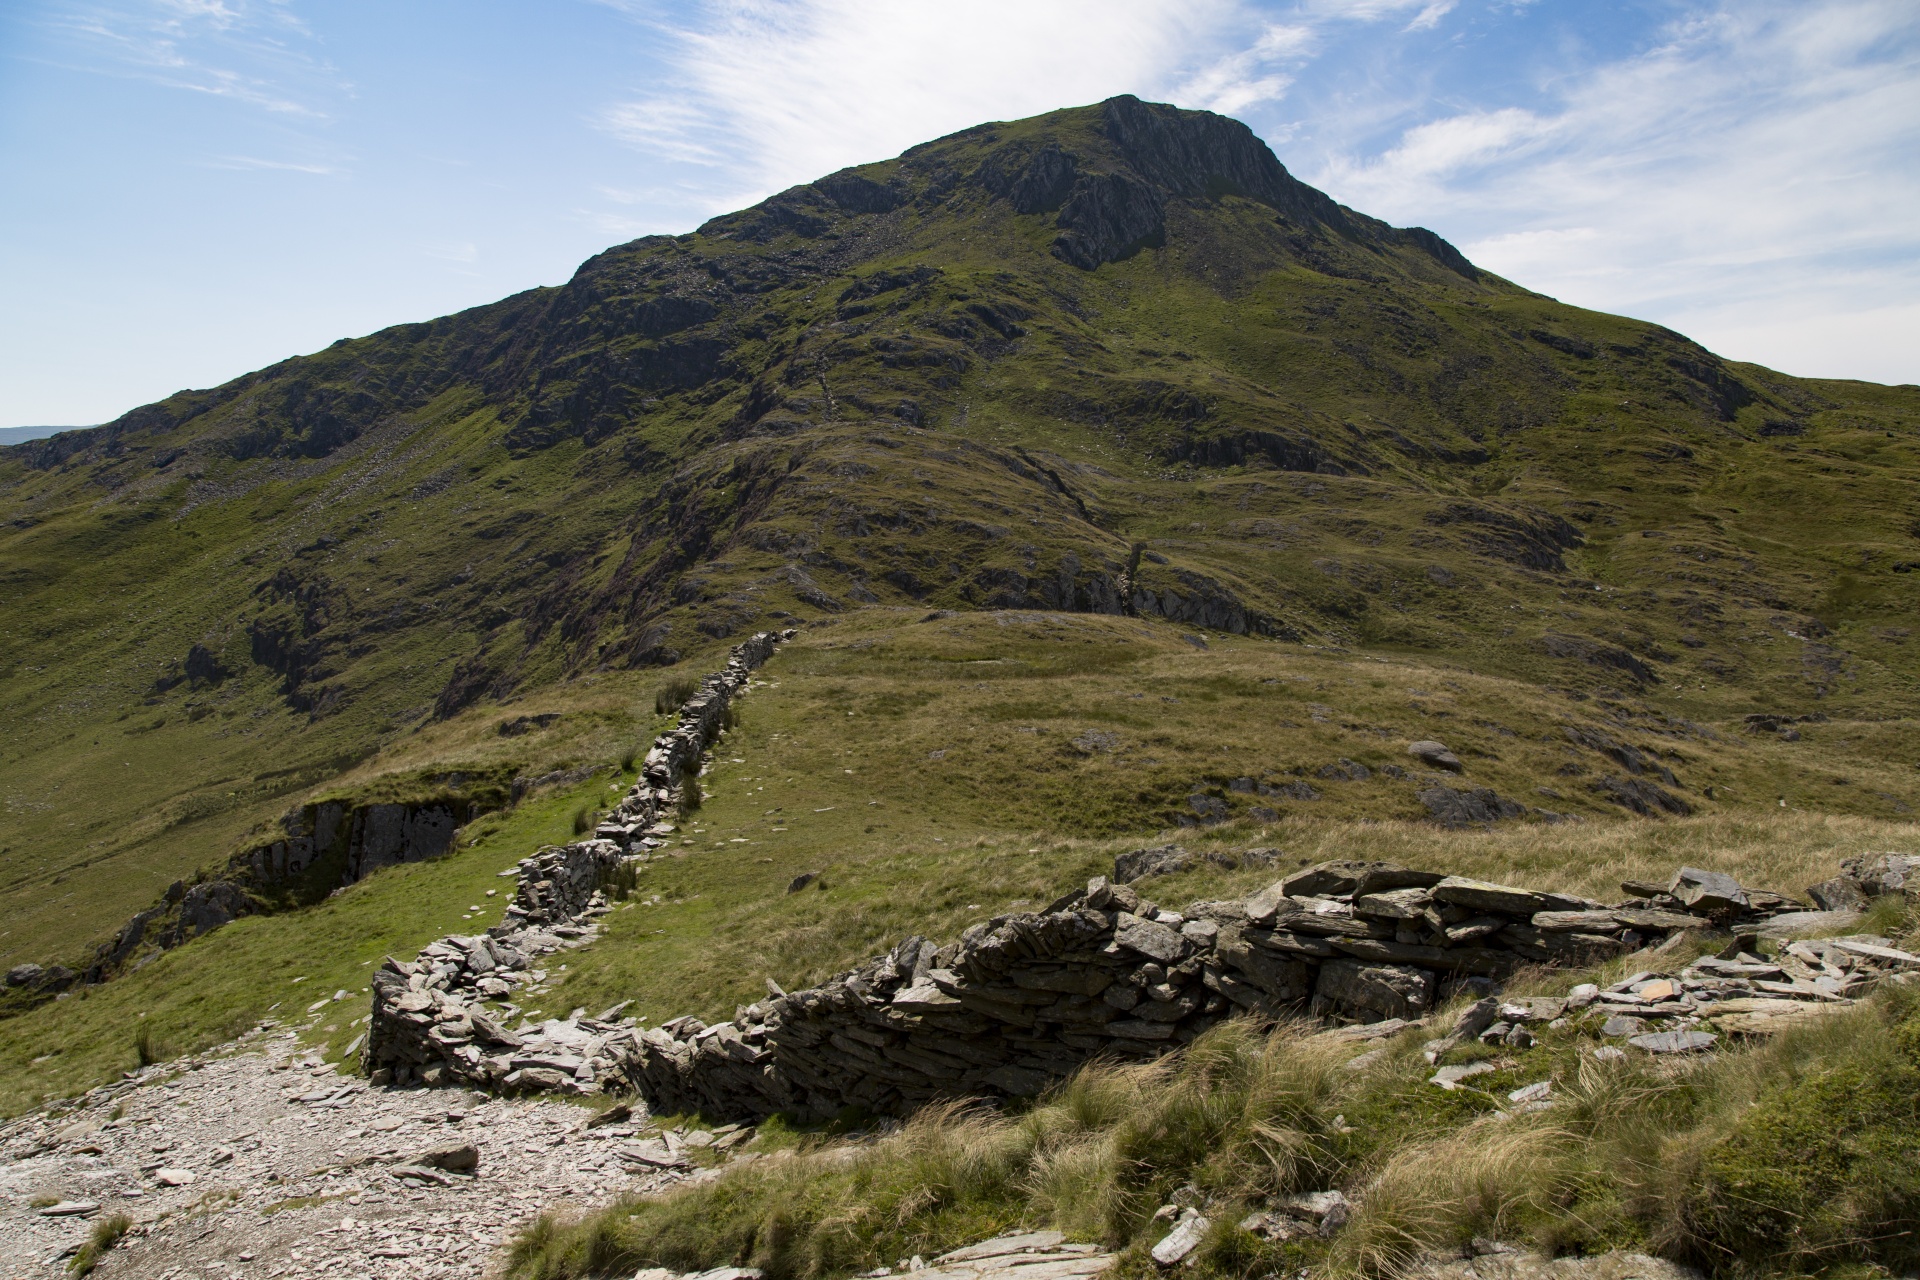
[3,96,1920,1280]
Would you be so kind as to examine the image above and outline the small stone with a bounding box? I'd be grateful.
[154,1168,195,1186]
[1430,1062,1496,1090]
[1600,1015,1647,1037]
[1280,1189,1352,1232]
[1508,1081,1552,1104]
[37,1200,99,1217]
[1151,1213,1210,1266]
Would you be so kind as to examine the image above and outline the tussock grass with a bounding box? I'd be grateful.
[68,1212,131,1275]
[511,984,1920,1280]
[656,676,701,716]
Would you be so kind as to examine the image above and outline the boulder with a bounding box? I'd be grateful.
[1315,958,1435,1020]
[1114,846,1190,883]
[1420,786,1523,828]
[1840,853,1920,897]
[1408,740,1464,772]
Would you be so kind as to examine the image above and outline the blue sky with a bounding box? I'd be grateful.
[2,0,1915,430]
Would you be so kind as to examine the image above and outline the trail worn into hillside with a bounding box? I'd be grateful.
[0,1025,704,1278]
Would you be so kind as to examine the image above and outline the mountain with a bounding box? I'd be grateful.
[2,94,1918,977]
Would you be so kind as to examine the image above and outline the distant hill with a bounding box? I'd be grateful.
[0,425,84,447]
[2,93,1918,973]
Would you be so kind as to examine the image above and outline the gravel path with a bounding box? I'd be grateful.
[0,1023,695,1279]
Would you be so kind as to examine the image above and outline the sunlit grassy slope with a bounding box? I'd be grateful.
[12,607,1917,1115]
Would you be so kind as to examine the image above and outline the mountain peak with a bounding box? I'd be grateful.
[694,96,1476,276]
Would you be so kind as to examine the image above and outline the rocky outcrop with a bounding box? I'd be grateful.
[72,790,497,988]
[362,631,792,1089]
[230,799,457,889]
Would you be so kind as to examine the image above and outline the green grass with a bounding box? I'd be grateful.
[509,979,1920,1280]
[7,604,1919,1115]
[0,775,613,1113]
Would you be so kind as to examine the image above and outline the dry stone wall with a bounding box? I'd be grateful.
[610,858,1871,1123]
[363,631,793,1090]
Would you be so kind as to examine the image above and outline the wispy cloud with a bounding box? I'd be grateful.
[202,154,337,174]
[40,0,345,118]
[1403,2,1456,32]
[587,0,1468,230]
[1312,0,1920,381]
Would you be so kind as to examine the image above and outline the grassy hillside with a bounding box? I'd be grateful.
[7,610,1917,1112]
[0,94,1916,1070]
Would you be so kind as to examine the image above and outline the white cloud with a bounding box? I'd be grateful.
[601,0,1245,200]
[43,0,343,118]
[203,154,338,174]
[1404,2,1455,33]
[1311,0,1920,380]
[590,0,1441,219]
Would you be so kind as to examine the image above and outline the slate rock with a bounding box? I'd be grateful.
[1668,867,1749,915]
[417,1143,480,1173]
[1807,876,1870,913]
[1629,1030,1718,1054]
[1353,887,1433,919]
[1753,910,1861,940]
[1420,786,1524,828]
[1151,1213,1210,1266]
[1278,861,1372,899]
[1115,912,1187,963]
[1316,958,1436,1020]
[1281,1189,1352,1230]
[1430,1062,1496,1090]
[1432,876,1553,917]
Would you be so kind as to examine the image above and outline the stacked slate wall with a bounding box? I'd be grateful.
[363,631,792,1088]
[610,863,1787,1123]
